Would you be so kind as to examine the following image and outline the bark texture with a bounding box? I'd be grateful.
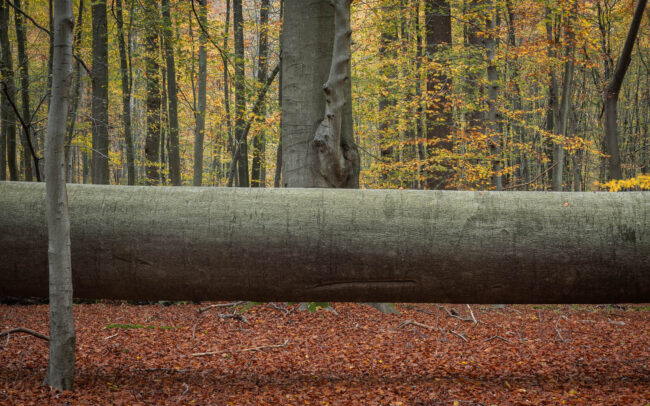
[144,2,160,185]
[0,0,18,181]
[42,0,75,390]
[91,0,109,184]
[603,0,646,180]
[162,0,180,186]
[193,0,207,186]
[281,0,358,188]
[14,0,32,181]
[115,0,134,185]
[1,182,649,304]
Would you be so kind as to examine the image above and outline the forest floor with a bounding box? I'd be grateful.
[0,302,649,405]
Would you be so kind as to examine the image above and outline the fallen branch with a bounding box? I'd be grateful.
[192,339,289,357]
[396,319,434,330]
[198,301,243,314]
[217,313,248,323]
[466,304,478,324]
[554,315,568,342]
[438,305,475,322]
[483,335,512,344]
[0,327,49,341]
[446,329,469,343]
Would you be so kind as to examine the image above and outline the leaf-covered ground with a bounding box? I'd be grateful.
[1,302,649,405]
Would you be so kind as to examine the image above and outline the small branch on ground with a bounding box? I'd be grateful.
[438,305,475,322]
[198,301,244,313]
[217,313,248,323]
[103,332,119,340]
[466,304,478,324]
[192,339,289,357]
[554,315,568,342]
[446,329,469,343]
[607,318,625,326]
[483,335,513,344]
[396,319,434,330]
[269,303,292,315]
[0,327,49,341]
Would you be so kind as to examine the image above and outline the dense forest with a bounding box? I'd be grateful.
[0,0,648,190]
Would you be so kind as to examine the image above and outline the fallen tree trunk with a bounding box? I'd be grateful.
[1,182,648,303]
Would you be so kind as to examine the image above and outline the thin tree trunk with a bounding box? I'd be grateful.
[233,0,248,187]
[14,0,32,181]
[64,0,83,183]
[193,0,207,186]
[144,1,160,185]
[274,0,283,188]
[251,0,269,187]
[485,0,501,190]
[42,0,75,390]
[115,0,135,185]
[425,0,452,189]
[91,0,109,184]
[222,0,232,185]
[603,0,646,180]
[0,0,18,180]
[162,0,180,186]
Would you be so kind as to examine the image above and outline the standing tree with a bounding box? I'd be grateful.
[115,0,135,185]
[0,0,18,181]
[43,0,75,390]
[144,0,161,185]
[13,0,33,181]
[233,0,248,186]
[193,0,207,186]
[603,0,647,180]
[162,0,181,186]
[91,0,109,184]
[251,0,270,187]
[281,0,359,188]
[425,0,453,189]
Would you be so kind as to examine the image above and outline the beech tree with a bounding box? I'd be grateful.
[42,0,75,390]
[91,0,109,184]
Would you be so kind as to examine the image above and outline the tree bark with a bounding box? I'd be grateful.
[64,0,84,183]
[281,0,358,188]
[0,0,18,181]
[193,0,207,186]
[233,0,248,187]
[485,0,501,190]
[161,0,180,186]
[13,0,32,181]
[144,1,160,185]
[603,0,647,180]
[1,182,649,304]
[115,0,135,185]
[91,0,109,184]
[251,0,269,187]
[425,0,453,189]
[42,0,75,390]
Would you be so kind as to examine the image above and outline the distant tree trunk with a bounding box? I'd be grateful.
[378,2,397,180]
[14,0,32,181]
[425,0,452,189]
[91,0,109,184]
[273,0,283,188]
[193,0,207,186]
[552,0,577,191]
[485,0,501,190]
[42,0,75,390]
[160,58,167,185]
[233,0,248,187]
[64,0,84,183]
[144,1,161,185]
[222,0,232,185]
[545,3,559,187]
[0,0,18,181]
[603,0,646,180]
[161,0,179,186]
[281,0,359,188]
[251,0,269,187]
[115,0,135,185]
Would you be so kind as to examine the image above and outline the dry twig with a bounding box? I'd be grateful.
[396,319,434,330]
[0,327,49,341]
[198,302,243,314]
[192,339,289,357]
[554,315,568,342]
[483,335,513,344]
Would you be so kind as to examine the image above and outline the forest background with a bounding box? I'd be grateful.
[0,0,648,192]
